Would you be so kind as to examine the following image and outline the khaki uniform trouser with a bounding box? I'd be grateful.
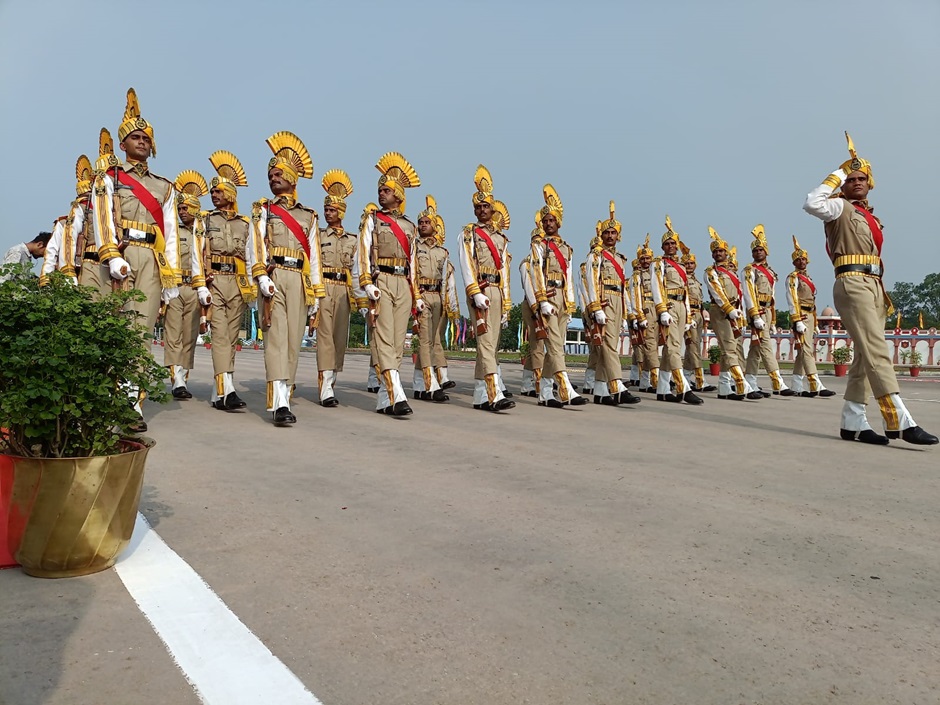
[684,311,704,370]
[833,276,899,403]
[417,291,446,369]
[469,285,503,378]
[595,296,623,384]
[78,260,110,300]
[710,304,743,369]
[745,308,780,375]
[264,267,306,383]
[164,285,199,369]
[209,274,246,376]
[542,287,569,379]
[659,300,687,372]
[316,282,351,372]
[122,244,162,334]
[792,335,819,378]
[370,273,412,372]
[521,302,546,371]
[637,306,660,372]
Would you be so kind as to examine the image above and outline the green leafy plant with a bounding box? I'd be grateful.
[519,340,531,360]
[707,344,722,364]
[832,345,853,365]
[410,334,420,353]
[0,266,168,458]
[900,348,923,367]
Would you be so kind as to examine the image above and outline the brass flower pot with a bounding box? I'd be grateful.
[6,437,153,578]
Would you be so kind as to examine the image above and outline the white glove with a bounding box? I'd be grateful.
[161,287,179,303]
[196,286,212,306]
[684,322,692,332]
[258,275,276,298]
[594,310,607,325]
[359,308,369,316]
[365,284,381,301]
[539,301,556,316]
[795,321,807,334]
[728,309,740,321]
[109,257,131,280]
[308,302,319,317]
[472,293,489,309]
[689,319,697,329]
[638,319,648,329]
[68,276,78,286]
[659,312,673,326]
[415,298,426,313]
[753,317,765,331]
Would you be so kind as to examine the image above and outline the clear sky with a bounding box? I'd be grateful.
[2,0,938,309]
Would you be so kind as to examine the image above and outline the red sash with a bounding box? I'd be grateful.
[752,263,775,288]
[601,250,625,283]
[715,266,741,298]
[664,257,688,284]
[852,204,884,255]
[797,273,816,295]
[268,202,310,259]
[112,168,165,237]
[545,239,568,276]
[473,226,503,270]
[375,212,412,260]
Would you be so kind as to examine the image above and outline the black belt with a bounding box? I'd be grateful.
[800,304,815,312]
[689,302,702,311]
[479,273,500,284]
[835,263,882,277]
[419,284,441,292]
[181,275,192,284]
[273,255,302,269]
[667,294,685,301]
[122,229,156,244]
[211,262,237,273]
[603,284,623,292]
[322,271,347,282]
[82,251,100,262]
[546,278,564,287]
[378,264,409,276]
[711,299,740,308]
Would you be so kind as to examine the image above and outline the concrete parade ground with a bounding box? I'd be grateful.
[2,347,939,705]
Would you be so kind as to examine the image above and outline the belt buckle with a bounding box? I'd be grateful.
[221,263,235,273]
[125,228,147,242]
[870,265,882,276]
[284,257,300,268]
[394,265,406,275]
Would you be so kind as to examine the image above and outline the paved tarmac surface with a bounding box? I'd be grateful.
[2,347,939,705]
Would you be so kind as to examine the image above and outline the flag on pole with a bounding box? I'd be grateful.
[896,310,902,329]
[919,310,925,329]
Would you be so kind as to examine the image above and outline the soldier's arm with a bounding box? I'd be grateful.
[248,201,268,281]
[40,219,64,284]
[584,254,602,315]
[458,226,480,299]
[93,173,120,261]
[786,273,802,321]
[352,213,375,303]
[500,247,512,312]
[520,257,537,310]
[705,268,734,315]
[191,216,207,288]
[650,259,668,315]
[742,266,760,320]
[308,212,325,299]
[161,184,179,274]
[531,240,548,303]
[60,204,82,277]
[803,179,845,223]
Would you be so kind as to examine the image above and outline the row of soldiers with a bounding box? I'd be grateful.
[38,88,937,445]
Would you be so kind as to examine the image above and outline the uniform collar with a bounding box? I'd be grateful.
[273,194,298,209]
[123,160,149,178]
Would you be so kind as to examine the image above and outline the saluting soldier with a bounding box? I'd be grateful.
[165,171,211,400]
[632,237,659,393]
[459,165,514,412]
[203,150,253,412]
[412,195,451,402]
[743,225,795,396]
[249,133,323,425]
[704,227,761,401]
[530,185,586,408]
[316,169,356,407]
[40,155,91,287]
[803,132,936,445]
[679,240,716,392]
[785,235,835,398]
[92,89,179,432]
[650,217,703,404]
[353,152,421,416]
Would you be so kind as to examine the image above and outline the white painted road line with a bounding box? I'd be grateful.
[115,514,322,705]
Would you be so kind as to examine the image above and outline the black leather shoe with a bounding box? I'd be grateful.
[597,395,620,406]
[223,392,247,410]
[593,395,603,404]
[502,391,513,399]
[492,398,515,412]
[819,389,837,397]
[683,391,704,405]
[431,389,449,403]
[126,418,148,434]
[800,391,818,398]
[774,389,797,397]
[746,391,764,400]
[273,407,296,426]
[321,397,339,408]
[618,391,642,404]
[413,391,431,401]
[538,399,565,408]
[171,386,192,400]
[441,380,456,390]
[520,390,538,397]
[390,401,413,416]
[569,396,588,406]
[759,390,771,398]
[718,393,745,400]
[886,426,939,445]
[367,386,379,393]
[840,428,889,445]
[473,402,492,411]
[701,384,717,392]
[581,387,593,394]
[638,387,655,394]
[657,393,681,402]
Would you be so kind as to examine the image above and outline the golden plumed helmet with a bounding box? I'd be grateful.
[631,258,640,270]
[678,237,696,266]
[266,131,313,187]
[322,169,353,216]
[174,170,209,215]
[208,150,248,210]
[418,195,445,241]
[375,152,420,212]
[540,183,564,226]
[750,223,769,253]
[844,131,875,189]
[75,155,93,196]
[117,88,156,157]
[95,128,120,173]
[492,200,511,232]
[708,226,729,253]
[729,246,739,269]
[472,164,495,205]
[597,200,621,240]
[636,234,654,259]
[589,235,603,253]
[791,235,809,264]
[662,214,680,245]
[360,202,378,231]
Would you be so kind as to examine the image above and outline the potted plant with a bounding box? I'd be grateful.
[900,348,923,377]
[202,333,212,349]
[519,340,531,367]
[0,266,167,578]
[832,344,852,376]
[707,344,722,376]
[235,338,243,352]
